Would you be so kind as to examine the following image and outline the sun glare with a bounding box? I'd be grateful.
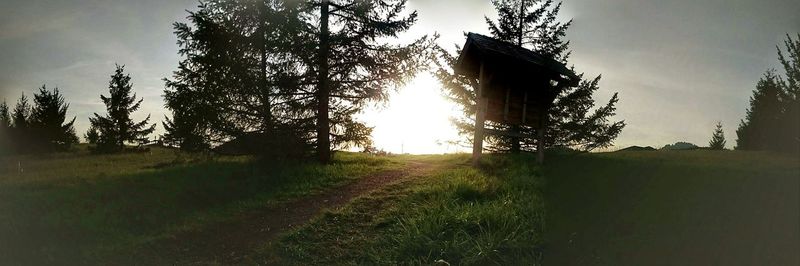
[358,74,466,154]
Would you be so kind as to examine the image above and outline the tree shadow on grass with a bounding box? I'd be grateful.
[0,152,391,264]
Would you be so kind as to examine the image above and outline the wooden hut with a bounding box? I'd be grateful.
[455,33,579,165]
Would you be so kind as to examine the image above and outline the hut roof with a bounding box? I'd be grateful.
[456,33,579,86]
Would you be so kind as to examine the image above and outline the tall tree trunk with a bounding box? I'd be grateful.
[316,0,331,163]
[259,1,272,132]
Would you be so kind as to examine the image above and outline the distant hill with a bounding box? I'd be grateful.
[661,142,700,150]
[617,146,657,152]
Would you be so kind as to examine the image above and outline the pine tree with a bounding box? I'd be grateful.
[0,100,9,132]
[737,35,800,155]
[163,0,312,152]
[486,0,571,62]
[436,0,624,153]
[164,0,260,150]
[310,0,430,163]
[11,93,30,130]
[84,124,99,145]
[29,85,78,151]
[708,121,726,150]
[10,93,32,154]
[776,34,799,154]
[736,70,786,151]
[547,75,625,151]
[88,65,156,153]
[163,0,430,161]
[0,100,10,155]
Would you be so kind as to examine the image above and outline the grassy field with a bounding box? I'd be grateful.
[0,145,402,264]
[1,147,797,265]
[545,150,800,265]
[272,154,548,265]
[269,150,798,265]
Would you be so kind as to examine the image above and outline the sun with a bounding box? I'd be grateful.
[358,73,466,154]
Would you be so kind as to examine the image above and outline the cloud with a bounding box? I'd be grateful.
[0,0,85,40]
[0,14,79,40]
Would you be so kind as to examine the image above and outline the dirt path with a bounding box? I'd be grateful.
[125,160,436,265]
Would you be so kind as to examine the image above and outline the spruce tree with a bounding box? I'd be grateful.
[84,124,99,145]
[736,35,800,154]
[88,65,156,152]
[0,100,9,132]
[708,121,726,150]
[10,93,32,154]
[163,0,430,161]
[736,70,786,151]
[29,85,78,151]
[0,100,10,155]
[436,0,624,153]
[776,34,799,153]
[164,0,311,152]
[486,0,571,62]
[11,93,30,131]
[310,0,430,163]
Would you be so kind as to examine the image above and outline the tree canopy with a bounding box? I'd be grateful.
[708,121,726,150]
[29,86,78,151]
[311,0,431,162]
[12,93,31,131]
[162,0,431,162]
[435,0,624,153]
[736,34,800,154]
[0,100,11,155]
[2,88,78,154]
[88,65,156,153]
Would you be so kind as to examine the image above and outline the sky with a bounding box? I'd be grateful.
[1,0,798,154]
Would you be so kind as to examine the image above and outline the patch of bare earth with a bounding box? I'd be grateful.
[119,160,435,265]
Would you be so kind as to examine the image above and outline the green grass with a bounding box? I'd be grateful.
[274,154,548,265]
[4,147,796,265]
[544,150,800,265]
[272,150,799,265]
[0,145,402,264]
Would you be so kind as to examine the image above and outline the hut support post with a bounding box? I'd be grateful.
[472,63,488,166]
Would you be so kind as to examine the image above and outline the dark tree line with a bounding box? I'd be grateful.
[3,0,626,159]
[0,86,78,155]
[736,34,800,155]
[0,65,156,156]
[160,0,622,161]
[162,0,432,162]
[435,0,625,153]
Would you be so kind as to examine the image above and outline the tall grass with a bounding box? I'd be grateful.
[278,154,547,265]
